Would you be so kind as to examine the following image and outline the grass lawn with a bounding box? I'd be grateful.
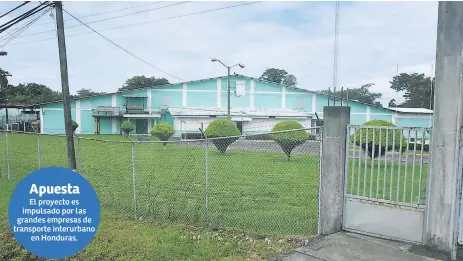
[0,133,428,260]
[346,154,428,205]
[0,181,300,261]
[1,133,320,237]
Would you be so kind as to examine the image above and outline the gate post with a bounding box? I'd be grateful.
[425,2,463,259]
[319,106,350,235]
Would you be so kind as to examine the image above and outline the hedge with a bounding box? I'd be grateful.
[72,120,78,133]
[205,119,240,153]
[270,120,309,161]
[120,121,135,135]
[150,123,175,146]
[351,120,407,158]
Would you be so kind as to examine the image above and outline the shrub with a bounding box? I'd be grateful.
[150,123,175,146]
[407,142,430,152]
[351,120,407,158]
[270,120,309,161]
[121,121,135,135]
[205,119,240,153]
[72,120,78,133]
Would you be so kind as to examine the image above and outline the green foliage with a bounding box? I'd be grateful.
[205,119,241,153]
[351,120,407,158]
[390,72,434,109]
[72,120,79,133]
[407,142,429,152]
[259,68,298,86]
[150,123,175,145]
[270,120,309,160]
[73,88,106,98]
[319,83,383,107]
[119,75,170,92]
[121,121,135,135]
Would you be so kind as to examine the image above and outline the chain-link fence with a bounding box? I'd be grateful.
[1,127,322,237]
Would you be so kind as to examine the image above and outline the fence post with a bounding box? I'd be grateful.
[5,130,10,181]
[318,106,350,235]
[37,132,41,169]
[199,128,209,227]
[131,141,137,220]
[76,135,81,173]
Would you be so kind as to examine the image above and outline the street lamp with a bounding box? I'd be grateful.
[211,58,245,119]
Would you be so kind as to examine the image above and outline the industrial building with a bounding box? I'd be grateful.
[24,75,432,137]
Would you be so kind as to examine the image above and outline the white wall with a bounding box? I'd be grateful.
[173,117,216,134]
[173,116,312,137]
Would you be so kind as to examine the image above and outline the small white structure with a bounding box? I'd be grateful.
[168,107,313,138]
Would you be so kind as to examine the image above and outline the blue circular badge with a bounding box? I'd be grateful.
[8,167,100,259]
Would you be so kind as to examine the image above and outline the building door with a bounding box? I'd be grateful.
[236,121,243,134]
[136,119,148,134]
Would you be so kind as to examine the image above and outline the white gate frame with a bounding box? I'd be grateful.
[342,125,428,244]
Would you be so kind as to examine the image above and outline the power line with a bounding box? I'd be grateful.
[0,4,49,42]
[0,2,53,34]
[1,7,51,48]
[0,1,30,19]
[62,8,184,81]
[12,2,260,46]
[29,1,164,28]
[15,1,190,39]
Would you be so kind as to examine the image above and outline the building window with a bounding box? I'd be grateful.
[296,100,304,109]
[235,81,245,97]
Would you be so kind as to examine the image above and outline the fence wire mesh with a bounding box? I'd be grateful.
[1,128,322,237]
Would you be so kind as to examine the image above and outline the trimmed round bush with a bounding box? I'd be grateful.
[270,120,309,161]
[351,120,407,158]
[121,120,135,135]
[150,123,175,146]
[72,120,78,133]
[205,119,240,153]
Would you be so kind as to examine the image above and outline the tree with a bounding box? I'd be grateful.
[390,73,434,109]
[0,67,61,105]
[351,120,407,159]
[388,99,397,108]
[5,83,61,104]
[270,120,309,161]
[259,68,298,86]
[74,88,105,98]
[119,76,170,92]
[205,119,241,153]
[319,83,383,107]
[121,121,135,135]
[150,123,175,147]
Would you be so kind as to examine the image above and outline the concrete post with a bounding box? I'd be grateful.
[425,2,463,259]
[319,106,350,235]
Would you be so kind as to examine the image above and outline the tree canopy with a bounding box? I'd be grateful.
[319,83,383,107]
[259,68,298,86]
[0,67,61,105]
[119,75,170,92]
[389,73,434,109]
[72,88,106,98]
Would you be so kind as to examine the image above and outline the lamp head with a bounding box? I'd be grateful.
[238,63,245,68]
[211,58,218,62]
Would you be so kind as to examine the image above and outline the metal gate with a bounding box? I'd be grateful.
[342,125,430,243]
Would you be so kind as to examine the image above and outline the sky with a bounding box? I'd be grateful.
[0,1,438,107]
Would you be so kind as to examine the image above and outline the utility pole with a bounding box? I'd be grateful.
[54,1,76,170]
